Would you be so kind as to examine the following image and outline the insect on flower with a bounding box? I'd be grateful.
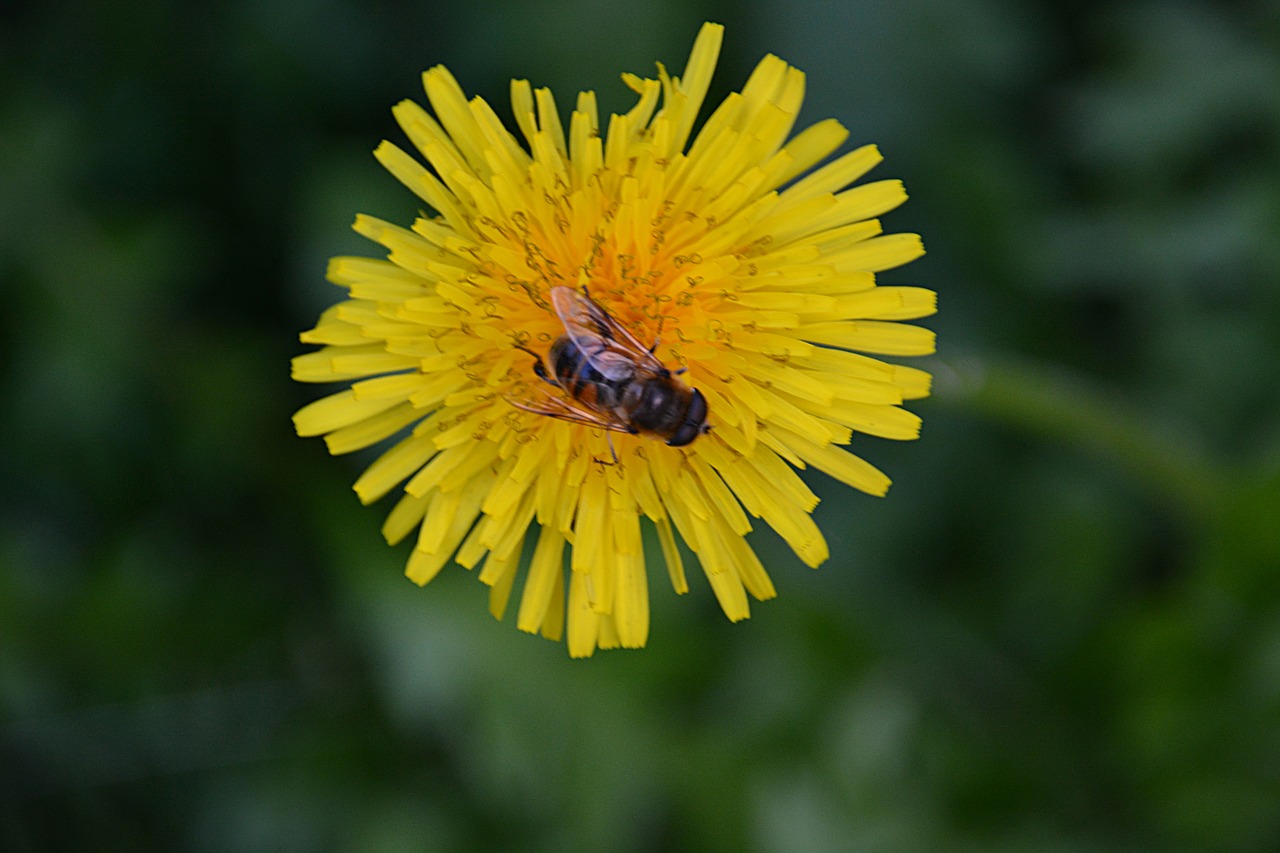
[508,285,710,448]
[291,21,936,657]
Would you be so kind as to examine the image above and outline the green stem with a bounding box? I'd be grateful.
[934,354,1228,522]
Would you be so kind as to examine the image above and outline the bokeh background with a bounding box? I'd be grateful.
[4,0,1279,850]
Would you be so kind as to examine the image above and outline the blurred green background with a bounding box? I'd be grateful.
[4,0,1279,850]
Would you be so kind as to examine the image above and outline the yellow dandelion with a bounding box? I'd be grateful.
[292,22,935,657]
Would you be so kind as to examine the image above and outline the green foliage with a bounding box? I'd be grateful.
[3,0,1278,850]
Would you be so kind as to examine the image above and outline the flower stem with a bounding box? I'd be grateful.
[935,354,1228,522]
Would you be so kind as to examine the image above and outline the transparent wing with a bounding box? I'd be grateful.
[504,391,638,434]
[549,286,666,372]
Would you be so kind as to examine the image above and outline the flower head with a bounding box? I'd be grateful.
[293,23,934,657]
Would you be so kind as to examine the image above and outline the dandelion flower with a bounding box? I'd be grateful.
[293,22,935,657]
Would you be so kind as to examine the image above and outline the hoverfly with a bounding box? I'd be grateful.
[509,285,710,447]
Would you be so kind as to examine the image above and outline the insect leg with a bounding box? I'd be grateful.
[650,313,669,353]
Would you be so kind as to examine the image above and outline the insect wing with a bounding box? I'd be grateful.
[505,391,636,434]
[549,286,665,372]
